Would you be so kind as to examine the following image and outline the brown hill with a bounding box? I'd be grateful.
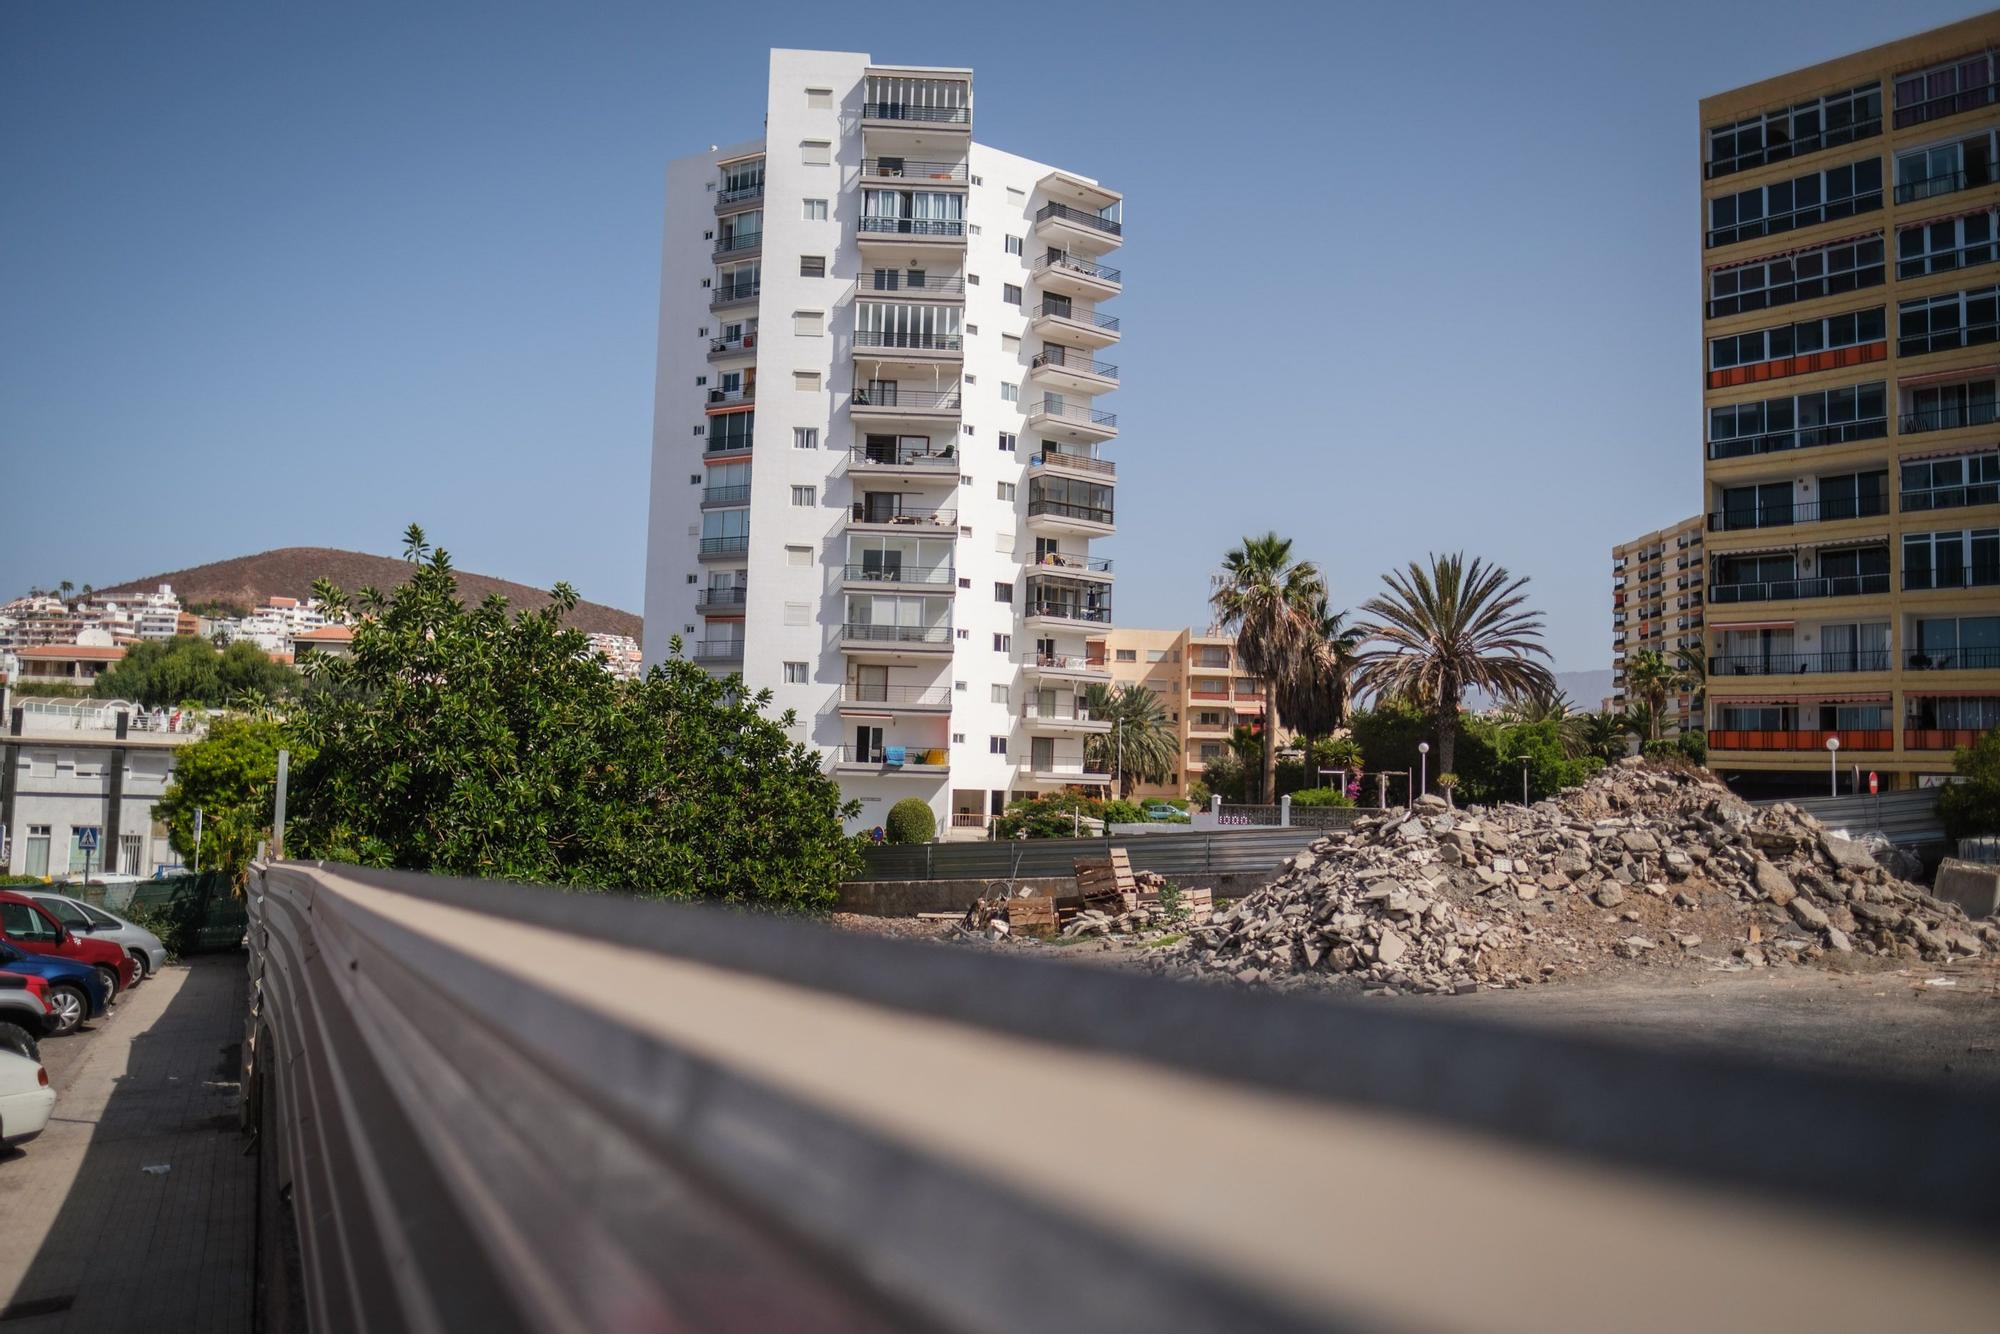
[98,547,641,639]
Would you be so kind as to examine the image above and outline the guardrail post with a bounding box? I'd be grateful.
[1210,795,1221,819]
[1279,794,1291,827]
[925,842,934,880]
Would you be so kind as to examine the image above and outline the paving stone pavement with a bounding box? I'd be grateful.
[0,955,254,1333]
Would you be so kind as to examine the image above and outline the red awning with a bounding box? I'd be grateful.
[1898,362,2000,387]
[1900,441,2000,462]
[1706,229,1883,273]
[1797,693,1891,705]
[1707,693,1807,705]
[1898,201,2000,230]
[1902,690,2000,699]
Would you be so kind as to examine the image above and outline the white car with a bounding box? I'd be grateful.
[27,893,168,980]
[0,1047,54,1146]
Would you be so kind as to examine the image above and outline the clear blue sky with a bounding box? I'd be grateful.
[3,0,1990,670]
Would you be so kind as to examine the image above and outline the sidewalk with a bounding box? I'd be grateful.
[0,955,254,1333]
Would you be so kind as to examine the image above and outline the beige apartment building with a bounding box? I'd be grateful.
[1700,12,2000,793]
[1610,515,1704,732]
[1089,626,1267,797]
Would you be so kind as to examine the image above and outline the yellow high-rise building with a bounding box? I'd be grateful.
[1089,626,1269,798]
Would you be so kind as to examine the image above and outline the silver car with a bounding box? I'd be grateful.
[27,894,168,981]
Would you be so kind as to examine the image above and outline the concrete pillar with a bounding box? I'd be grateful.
[104,726,128,878]
[1279,794,1291,827]
[0,707,19,872]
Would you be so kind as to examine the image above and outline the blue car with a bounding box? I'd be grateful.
[0,942,108,1036]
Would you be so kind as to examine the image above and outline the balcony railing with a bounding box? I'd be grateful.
[1895,78,2000,129]
[1029,550,1113,573]
[1707,572,1890,602]
[1019,759,1110,780]
[1708,650,1890,676]
[841,564,955,586]
[1708,729,1893,751]
[701,484,751,507]
[1705,189,1883,249]
[861,102,969,125]
[1906,727,1991,749]
[1907,647,2000,670]
[716,182,764,206]
[1705,495,1888,530]
[862,274,966,297]
[842,684,952,707]
[1032,449,1116,478]
[699,536,750,558]
[1706,416,1887,460]
[714,231,762,256]
[1705,117,1882,179]
[1022,705,1100,724]
[1902,482,2000,512]
[850,443,959,469]
[710,281,760,306]
[692,639,744,662]
[1031,302,1120,332]
[854,329,963,353]
[1030,351,1119,380]
[858,217,966,239]
[695,586,747,612]
[1029,398,1117,429]
[1904,566,2000,590]
[708,332,757,356]
[859,159,969,183]
[1027,602,1113,624]
[1899,401,1997,434]
[849,504,957,528]
[1901,316,2000,360]
[1026,652,1107,673]
[1035,202,1122,238]
[837,743,951,766]
[705,435,753,455]
[707,387,755,407]
[1027,498,1114,525]
[851,386,962,412]
[1032,253,1123,286]
[839,623,953,647]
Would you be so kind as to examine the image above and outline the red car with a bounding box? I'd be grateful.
[0,892,136,1003]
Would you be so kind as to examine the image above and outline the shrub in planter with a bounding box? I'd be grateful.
[884,798,936,845]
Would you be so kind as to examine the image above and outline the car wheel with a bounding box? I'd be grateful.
[128,949,152,981]
[93,966,120,1008]
[0,1021,38,1062]
[46,985,88,1037]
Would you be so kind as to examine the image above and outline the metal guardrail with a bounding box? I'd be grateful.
[244,859,2000,1334]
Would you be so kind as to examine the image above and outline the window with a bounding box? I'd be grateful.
[794,371,821,391]
[966,324,977,334]
[991,684,1009,704]
[1708,306,1887,377]
[693,425,705,436]
[998,432,1016,452]
[1899,284,2000,357]
[793,310,823,337]
[801,140,831,165]
[1115,648,1137,662]
[1006,187,1026,206]
[966,273,980,285]
[971,174,983,186]
[1709,235,1885,317]
[800,256,826,278]
[1002,283,1022,306]
[791,486,816,507]
[1005,235,1023,255]
[997,481,1016,501]
[778,662,807,685]
[993,633,1012,653]
[1913,615,2000,669]
[695,375,708,386]
[968,224,981,236]
[803,198,828,220]
[785,545,811,566]
[794,427,819,449]
[806,87,832,110]
[994,582,1012,603]
[1707,156,1884,248]
[1000,382,1018,402]
[1903,528,2000,589]
[1902,449,2000,510]
[989,736,1007,755]
[1706,381,1887,459]
[1001,334,1021,354]
[1899,207,2000,280]
[1894,49,1999,130]
[1705,82,1882,178]
[776,602,806,628]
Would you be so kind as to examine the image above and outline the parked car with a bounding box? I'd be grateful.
[0,943,109,1037]
[1144,802,1183,822]
[0,1046,56,1146]
[0,974,52,1058]
[0,892,137,1002]
[25,892,167,981]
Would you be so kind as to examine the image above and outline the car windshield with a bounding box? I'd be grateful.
[80,904,123,929]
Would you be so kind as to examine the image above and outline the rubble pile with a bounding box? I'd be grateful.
[1162,759,2000,993]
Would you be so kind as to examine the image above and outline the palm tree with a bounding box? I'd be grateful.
[1502,684,1587,758]
[1278,594,1363,784]
[58,580,74,604]
[1082,683,1178,798]
[1354,552,1555,780]
[1210,534,1324,803]
[1674,645,1707,735]
[1624,648,1689,741]
[1581,709,1633,762]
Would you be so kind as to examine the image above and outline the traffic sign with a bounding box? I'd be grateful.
[1868,771,1879,796]
[76,827,99,852]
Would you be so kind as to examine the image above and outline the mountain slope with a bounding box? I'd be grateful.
[96,547,640,639]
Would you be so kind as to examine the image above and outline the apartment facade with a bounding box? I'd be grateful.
[1609,515,1704,732]
[0,697,201,879]
[1090,627,1268,798]
[643,51,1124,835]
[1701,13,2000,793]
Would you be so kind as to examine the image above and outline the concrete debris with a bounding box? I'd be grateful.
[1154,759,1983,995]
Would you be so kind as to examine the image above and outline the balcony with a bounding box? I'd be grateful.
[837,623,954,656]
[1705,495,1888,531]
[1021,703,1111,735]
[856,216,967,248]
[838,684,952,714]
[859,158,968,185]
[1906,727,1991,750]
[708,331,758,360]
[695,586,747,613]
[1026,396,1117,441]
[1031,252,1122,301]
[849,386,962,426]
[704,433,753,458]
[1016,757,1111,786]
[1706,415,1886,461]
[715,181,763,210]
[1707,572,1890,603]
[1707,651,1890,676]
[698,535,750,561]
[1026,497,1115,536]
[691,639,744,666]
[1034,202,1123,252]
[713,231,762,260]
[700,484,751,508]
[1900,399,1997,435]
[840,563,955,591]
[710,280,760,311]
[1708,729,1893,752]
[859,273,966,300]
[847,502,957,532]
[1030,301,1120,348]
[848,441,960,480]
[1900,312,2000,360]
[1028,350,1118,394]
[1022,652,1112,684]
[853,328,963,361]
[1894,162,1996,206]
[1029,448,1115,483]
[1904,566,2000,591]
[1026,549,1113,580]
[1024,599,1113,630]
[1895,75,2000,130]
[705,386,756,411]
[1908,646,2000,671]
[835,743,950,772]
[1901,478,2000,513]
[860,80,972,135]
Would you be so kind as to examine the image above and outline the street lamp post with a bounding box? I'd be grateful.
[1825,735,1841,797]
[1417,741,1430,802]
[1520,756,1531,807]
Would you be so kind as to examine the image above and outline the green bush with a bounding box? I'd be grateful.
[1289,786,1353,807]
[1641,739,1678,761]
[1100,798,1148,826]
[1186,781,1211,808]
[995,792,1109,839]
[122,898,203,963]
[1675,730,1707,765]
[1939,729,2000,840]
[1200,754,1247,802]
[884,797,936,845]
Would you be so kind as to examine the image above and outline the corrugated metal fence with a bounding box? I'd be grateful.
[1754,788,1944,847]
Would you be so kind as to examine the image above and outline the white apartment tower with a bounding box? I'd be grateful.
[643,50,1125,836]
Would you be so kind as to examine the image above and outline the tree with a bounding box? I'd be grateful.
[885,798,935,845]
[1082,683,1178,797]
[154,717,299,888]
[91,634,300,710]
[1279,594,1362,787]
[1354,552,1556,780]
[994,791,1106,839]
[1580,709,1634,762]
[1624,648,1689,741]
[1209,533,1324,804]
[1198,752,1246,803]
[1939,729,2000,840]
[1500,684,1586,758]
[58,580,73,604]
[286,527,861,908]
